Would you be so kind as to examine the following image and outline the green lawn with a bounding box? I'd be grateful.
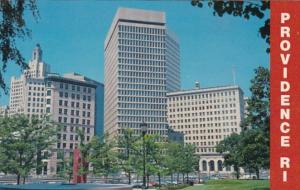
[183,180,270,190]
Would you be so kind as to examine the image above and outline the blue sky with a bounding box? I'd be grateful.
[0,1,269,106]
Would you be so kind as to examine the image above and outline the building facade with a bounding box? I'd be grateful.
[8,45,104,175]
[104,8,180,139]
[45,73,103,174]
[167,83,245,176]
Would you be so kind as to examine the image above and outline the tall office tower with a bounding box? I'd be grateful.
[167,83,244,176]
[9,44,50,117]
[104,8,180,138]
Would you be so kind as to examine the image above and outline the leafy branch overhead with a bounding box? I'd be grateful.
[0,0,39,94]
[191,0,270,53]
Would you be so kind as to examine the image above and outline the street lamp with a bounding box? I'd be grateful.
[141,122,147,189]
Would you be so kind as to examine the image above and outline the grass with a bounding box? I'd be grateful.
[183,180,270,190]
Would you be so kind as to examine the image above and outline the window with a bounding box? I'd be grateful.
[47,90,51,96]
[46,99,51,104]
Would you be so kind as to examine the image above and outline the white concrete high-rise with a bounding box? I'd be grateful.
[104,8,180,138]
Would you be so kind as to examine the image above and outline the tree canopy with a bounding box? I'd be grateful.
[0,115,59,184]
[0,0,39,94]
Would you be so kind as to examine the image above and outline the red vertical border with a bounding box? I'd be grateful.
[271,1,300,190]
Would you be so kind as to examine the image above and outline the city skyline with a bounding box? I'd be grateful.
[0,1,269,106]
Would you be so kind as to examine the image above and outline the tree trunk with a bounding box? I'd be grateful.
[234,165,240,179]
[17,174,20,185]
[186,173,189,183]
[177,173,179,184]
[147,175,150,188]
[171,173,173,183]
[23,177,26,184]
[128,171,131,184]
[182,173,185,183]
[255,168,260,179]
[158,173,161,187]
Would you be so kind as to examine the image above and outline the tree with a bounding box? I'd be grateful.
[0,0,39,94]
[191,0,270,53]
[239,129,268,179]
[144,135,167,187]
[76,128,92,180]
[165,142,182,183]
[117,128,139,184]
[241,66,270,134]
[216,133,242,179]
[90,135,119,183]
[240,66,270,179]
[57,149,73,183]
[180,144,198,183]
[0,115,59,184]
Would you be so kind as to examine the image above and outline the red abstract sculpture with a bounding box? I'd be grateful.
[72,147,87,183]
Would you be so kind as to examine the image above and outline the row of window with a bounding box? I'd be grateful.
[58,92,92,101]
[118,84,166,91]
[58,108,91,117]
[58,116,91,125]
[119,64,165,72]
[169,104,237,112]
[118,116,166,123]
[118,103,166,109]
[169,98,237,106]
[169,109,237,118]
[169,90,237,101]
[118,25,165,35]
[119,52,165,60]
[119,45,165,54]
[118,110,166,117]
[58,100,92,109]
[59,83,92,93]
[118,96,166,103]
[119,58,165,66]
[119,32,165,41]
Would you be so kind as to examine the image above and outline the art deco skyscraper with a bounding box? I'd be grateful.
[104,8,180,138]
